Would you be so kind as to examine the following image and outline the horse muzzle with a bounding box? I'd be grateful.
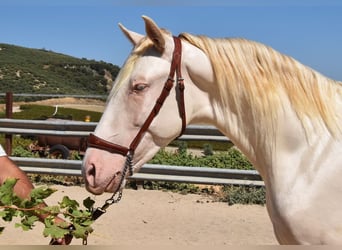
[82,148,126,195]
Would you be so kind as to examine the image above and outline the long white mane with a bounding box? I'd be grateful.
[179,33,342,140]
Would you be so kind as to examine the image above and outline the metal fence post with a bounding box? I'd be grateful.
[5,92,13,155]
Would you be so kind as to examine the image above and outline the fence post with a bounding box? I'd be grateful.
[5,92,13,155]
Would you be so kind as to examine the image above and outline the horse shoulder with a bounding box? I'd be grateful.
[267,136,342,244]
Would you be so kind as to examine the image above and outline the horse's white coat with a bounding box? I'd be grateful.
[82,16,342,244]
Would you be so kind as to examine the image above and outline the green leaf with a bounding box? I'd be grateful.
[1,208,16,222]
[30,187,56,203]
[83,197,95,211]
[80,220,93,226]
[41,205,60,215]
[72,223,93,239]
[59,196,79,209]
[0,178,17,192]
[15,215,39,231]
[0,179,95,242]
[43,223,69,239]
[70,209,83,217]
[0,210,8,217]
[0,178,18,206]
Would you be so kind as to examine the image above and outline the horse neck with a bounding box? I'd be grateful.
[184,38,341,181]
[213,102,276,178]
[185,62,315,182]
[183,46,272,178]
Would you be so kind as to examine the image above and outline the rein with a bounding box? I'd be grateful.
[87,36,186,221]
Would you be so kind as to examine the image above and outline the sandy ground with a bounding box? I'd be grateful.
[0,185,277,246]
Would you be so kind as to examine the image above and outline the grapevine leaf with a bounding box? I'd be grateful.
[80,219,93,226]
[70,209,83,217]
[83,197,95,211]
[72,223,93,239]
[1,178,96,242]
[19,198,34,209]
[55,221,70,229]
[30,187,56,203]
[41,205,60,216]
[43,223,69,239]
[15,215,38,231]
[1,208,16,222]
[0,178,18,205]
[60,196,79,209]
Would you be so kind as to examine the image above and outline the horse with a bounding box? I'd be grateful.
[82,16,342,244]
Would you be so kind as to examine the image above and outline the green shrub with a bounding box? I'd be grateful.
[170,140,233,151]
[202,143,213,156]
[199,148,254,170]
[140,181,200,195]
[146,147,264,205]
[149,147,253,170]
[12,136,34,149]
[12,146,37,157]
[221,185,266,205]
[176,141,188,156]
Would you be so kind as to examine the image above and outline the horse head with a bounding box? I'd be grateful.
[82,16,214,195]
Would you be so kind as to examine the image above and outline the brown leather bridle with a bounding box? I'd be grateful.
[87,36,186,180]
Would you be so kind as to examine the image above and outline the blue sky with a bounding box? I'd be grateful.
[1,0,341,80]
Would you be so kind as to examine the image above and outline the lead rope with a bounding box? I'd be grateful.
[81,151,134,245]
[91,151,133,220]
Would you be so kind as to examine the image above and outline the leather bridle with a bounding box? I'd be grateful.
[88,36,185,171]
[87,36,186,221]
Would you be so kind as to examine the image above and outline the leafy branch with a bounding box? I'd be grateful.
[0,178,95,243]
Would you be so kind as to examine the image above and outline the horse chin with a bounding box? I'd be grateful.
[104,177,126,194]
[85,185,106,195]
[85,172,122,195]
[85,181,116,195]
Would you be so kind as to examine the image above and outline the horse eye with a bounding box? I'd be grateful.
[133,84,148,92]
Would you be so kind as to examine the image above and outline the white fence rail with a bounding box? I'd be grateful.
[1,118,264,186]
[10,157,263,186]
[0,119,230,142]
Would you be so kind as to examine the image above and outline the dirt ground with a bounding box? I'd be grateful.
[0,185,277,246]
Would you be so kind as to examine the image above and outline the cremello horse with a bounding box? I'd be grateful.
[82,16,342,244]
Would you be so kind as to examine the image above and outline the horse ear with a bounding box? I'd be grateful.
[142,15,165,53]
[118,23,144,46]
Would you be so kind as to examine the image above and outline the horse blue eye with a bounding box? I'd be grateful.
[133,84,147,91]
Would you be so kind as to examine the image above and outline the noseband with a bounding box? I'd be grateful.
[88,36,186,189]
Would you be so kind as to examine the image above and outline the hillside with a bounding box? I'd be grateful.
[0,43,120,97]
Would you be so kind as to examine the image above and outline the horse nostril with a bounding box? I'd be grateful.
[88,163,96,176]
[85,163,97,187]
